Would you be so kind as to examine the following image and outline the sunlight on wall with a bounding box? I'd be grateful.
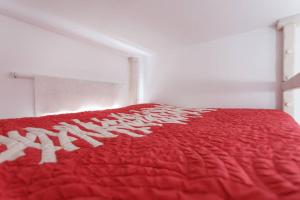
[41,104,120,116]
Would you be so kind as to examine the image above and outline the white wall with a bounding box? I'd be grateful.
[145,28,282,109]
[0,15,129,119]
[0,13,283,119]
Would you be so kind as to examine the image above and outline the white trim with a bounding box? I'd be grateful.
[277,14,300,30]
[282,24,297,81]
[279,15,300,119]
[281,24,297,114]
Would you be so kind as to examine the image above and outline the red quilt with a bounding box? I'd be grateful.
[0,104,300,200]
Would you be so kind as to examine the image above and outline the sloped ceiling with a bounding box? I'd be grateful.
[1,0,300,55]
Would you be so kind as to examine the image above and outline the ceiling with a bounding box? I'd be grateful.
[1,0,300,54]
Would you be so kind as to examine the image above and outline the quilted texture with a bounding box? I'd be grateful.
[0,104,300,200]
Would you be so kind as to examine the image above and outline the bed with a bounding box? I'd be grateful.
[0,103,300,200]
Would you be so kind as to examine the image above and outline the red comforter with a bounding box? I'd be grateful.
[0,104,300,200]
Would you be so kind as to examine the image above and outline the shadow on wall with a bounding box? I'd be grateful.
[154,80,279,109]
[146,28,283,110]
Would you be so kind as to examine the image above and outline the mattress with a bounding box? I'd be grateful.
[0,104,300,200]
